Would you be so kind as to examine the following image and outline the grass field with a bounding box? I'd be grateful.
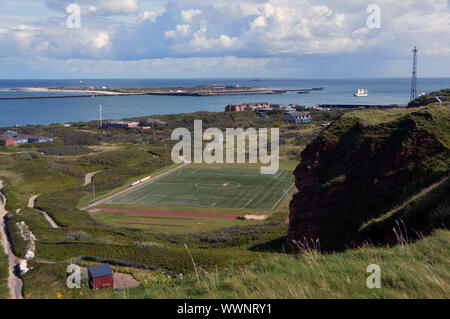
[105,167,294,210]
[93,212,268,233]
[120,229,450,299]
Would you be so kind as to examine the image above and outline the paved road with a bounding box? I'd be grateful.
[0,181,24,299]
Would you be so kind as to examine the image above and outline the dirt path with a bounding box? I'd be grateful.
[82,163,188,210]
[388,175,449,214]
[28,194,60,229]
[360,175,450,229]
[0,181,24,299]
[84,171,101,187]
[28,195,39,208]
[41,211,60,229]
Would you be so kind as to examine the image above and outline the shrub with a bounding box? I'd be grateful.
[38,145,93,156]
[135,242,165,249]
[75,231,90,241]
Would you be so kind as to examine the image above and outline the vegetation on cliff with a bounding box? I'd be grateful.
[0,251,7,299]
[407,89,450,108]
[288,105,450,251]
[74,229,449,299]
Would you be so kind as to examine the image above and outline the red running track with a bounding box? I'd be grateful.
[102,209,240,219]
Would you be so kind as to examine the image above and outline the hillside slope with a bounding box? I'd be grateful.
[288,106,450,251]
[107,229,449,299]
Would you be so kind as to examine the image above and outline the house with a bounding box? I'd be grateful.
[102,121,140,129]
[0,137,14,146]
[0,131,27,145]
[28,137,54,143]
[225,102,271,112]
[88,264,114,289]
[0,130,53,146]
[284,111,312,124]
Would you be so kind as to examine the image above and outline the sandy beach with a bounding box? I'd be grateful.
[12,87,140,95]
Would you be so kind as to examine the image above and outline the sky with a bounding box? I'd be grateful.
[0,0,449,79]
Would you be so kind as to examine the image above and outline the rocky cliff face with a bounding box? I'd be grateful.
[288,107,450,252]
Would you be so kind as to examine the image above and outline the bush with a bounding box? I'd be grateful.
[39,145,93,156]
[135,242,165,249]
[75,231,91,241]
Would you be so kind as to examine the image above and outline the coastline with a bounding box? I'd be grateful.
[2,86,288,100]
[11,87,141,95]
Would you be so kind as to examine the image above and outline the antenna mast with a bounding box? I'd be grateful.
[410,47,418,101]
[99,104,103,129]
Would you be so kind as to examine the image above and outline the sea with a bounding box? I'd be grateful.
[0,78,449,128]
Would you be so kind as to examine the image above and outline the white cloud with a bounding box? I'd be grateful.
[0,0,448,77]
[0,23,113,59]
[92,32,110,49]
[45,0,140,15]
[181,9,202,22]
[138,11,157,22]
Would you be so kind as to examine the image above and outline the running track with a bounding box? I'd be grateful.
[102,209,240,219]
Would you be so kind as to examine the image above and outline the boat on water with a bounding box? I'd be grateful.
[354,88,369,97]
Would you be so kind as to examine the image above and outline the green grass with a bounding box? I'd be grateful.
[20,229,450,299]
[117,229,450,299]
[3,104,449,299]
[93,212,266,234]
[78,163,180,208]
[0,251,8,299]
[105,167,294,210]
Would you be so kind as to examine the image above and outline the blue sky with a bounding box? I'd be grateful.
[0,0,449,78]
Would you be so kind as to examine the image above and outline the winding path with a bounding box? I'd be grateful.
[28,194,60,229]
[28,195,39,209]
[0,181,24,299]
[84,171,101,186]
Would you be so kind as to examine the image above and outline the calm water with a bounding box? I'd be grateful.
[0,78,448,128]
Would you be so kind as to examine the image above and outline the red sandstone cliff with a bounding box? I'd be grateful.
[288,108,450,252]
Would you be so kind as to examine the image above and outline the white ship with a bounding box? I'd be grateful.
[354,88,369,97]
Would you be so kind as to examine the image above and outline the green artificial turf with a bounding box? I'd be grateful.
[106,167,294,210]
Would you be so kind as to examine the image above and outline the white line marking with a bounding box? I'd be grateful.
[270,182,295,210]
[242,198,254,209]
[191,168,202,175]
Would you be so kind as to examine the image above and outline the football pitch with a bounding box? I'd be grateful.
[105,167,295,210]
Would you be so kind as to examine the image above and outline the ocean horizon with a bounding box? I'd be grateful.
[0,77,449,128]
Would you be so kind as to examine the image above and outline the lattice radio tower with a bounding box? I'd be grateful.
[410,47,418,101]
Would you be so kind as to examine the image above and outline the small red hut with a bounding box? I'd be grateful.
[88,264,114,289]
